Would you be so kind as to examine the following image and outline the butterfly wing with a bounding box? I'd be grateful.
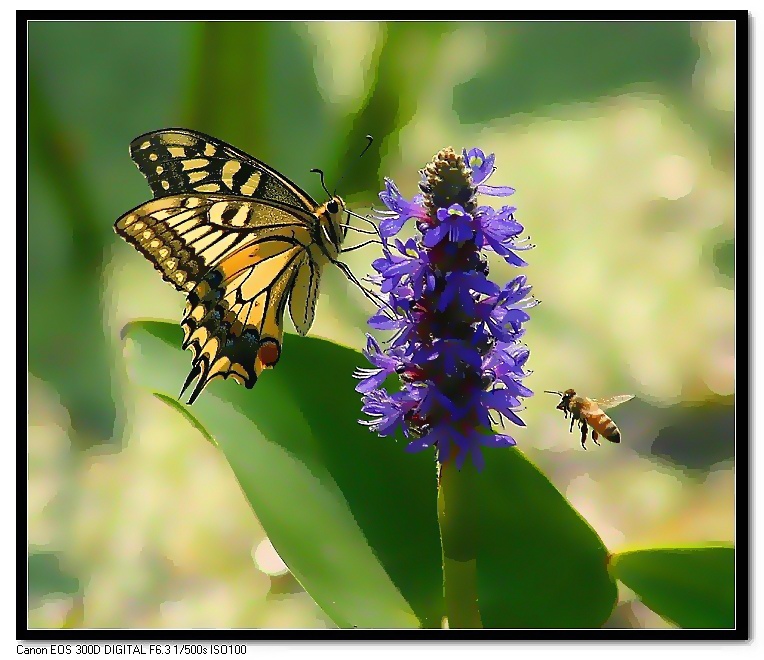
[591,394,635,411]
[180,236,318,404]
[115,194,315,292]
[129,128,318,211]
[288,258,321,335]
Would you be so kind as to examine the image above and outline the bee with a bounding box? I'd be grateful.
[545,389,634,449]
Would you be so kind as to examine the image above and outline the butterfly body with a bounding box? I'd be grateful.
[115,129,347,403]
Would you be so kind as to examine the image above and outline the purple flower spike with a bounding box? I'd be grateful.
[357,147,534,470]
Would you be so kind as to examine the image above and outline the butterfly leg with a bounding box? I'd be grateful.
[333,260,393,313]
[341,239,381,253]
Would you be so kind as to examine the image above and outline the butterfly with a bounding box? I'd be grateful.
[115,128,352,404]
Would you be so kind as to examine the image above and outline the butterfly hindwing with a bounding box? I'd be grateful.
[179,237,314,403]
[289,259,320,336]
[129,129,316,212]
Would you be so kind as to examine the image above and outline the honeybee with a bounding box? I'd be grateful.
[545,389,634,449]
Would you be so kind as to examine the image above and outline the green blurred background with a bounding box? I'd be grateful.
[27,21,735,629]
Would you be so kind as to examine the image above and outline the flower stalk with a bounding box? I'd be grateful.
[438,458,482,628]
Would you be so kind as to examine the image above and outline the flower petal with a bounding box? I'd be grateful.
[478,184,516,197]
[379,214,411,238]
[479,433,517,447]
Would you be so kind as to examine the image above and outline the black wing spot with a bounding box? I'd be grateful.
[221,207,239,224]
[240,329,260,345]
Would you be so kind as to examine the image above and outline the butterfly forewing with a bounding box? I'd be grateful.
[591,394,635,411]
[129,129,316,211]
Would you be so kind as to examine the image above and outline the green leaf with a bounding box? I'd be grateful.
[610,545,735,628]
[121,320,443,628]
[476,448,618,628]
[153,393,218,448]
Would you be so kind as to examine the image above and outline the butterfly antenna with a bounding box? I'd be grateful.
[310,168,332,198]
[333,135,374,196]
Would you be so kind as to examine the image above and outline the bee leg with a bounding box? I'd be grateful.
[580,420,588,450]
[592,430,600,446]
[569,415,575,433]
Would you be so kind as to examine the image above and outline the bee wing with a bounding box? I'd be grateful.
[591,394,634,411]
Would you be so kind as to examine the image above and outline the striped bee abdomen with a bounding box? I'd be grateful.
[586,409,621,443]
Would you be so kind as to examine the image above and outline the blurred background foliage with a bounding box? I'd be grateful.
[27,20,735,629]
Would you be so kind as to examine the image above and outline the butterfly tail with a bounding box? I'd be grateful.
[185,360,211,406]
[179,361,203,400]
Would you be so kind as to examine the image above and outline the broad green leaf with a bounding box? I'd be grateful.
[476,449,618,628]
[610,545,735,628]
[121,320,443,628]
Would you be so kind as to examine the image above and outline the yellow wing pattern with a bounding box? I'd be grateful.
[115,194,314,292]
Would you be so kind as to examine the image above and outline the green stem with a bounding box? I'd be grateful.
[438,459,483,628]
